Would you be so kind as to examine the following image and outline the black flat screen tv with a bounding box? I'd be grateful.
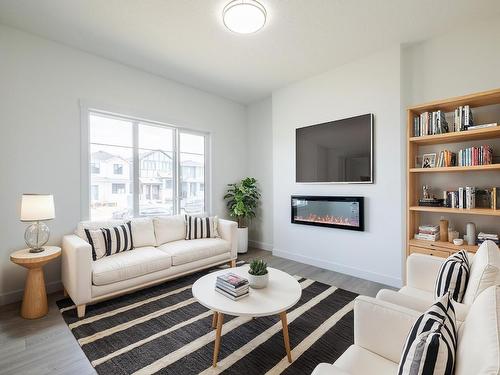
[296,114,374,183]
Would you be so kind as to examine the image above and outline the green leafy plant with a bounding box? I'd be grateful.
[223,177,261,228]
[249,259,268,276]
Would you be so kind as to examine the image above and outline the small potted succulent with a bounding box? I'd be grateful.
[248,259,269,289]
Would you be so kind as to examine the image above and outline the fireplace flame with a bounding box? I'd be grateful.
[295,213,359,227]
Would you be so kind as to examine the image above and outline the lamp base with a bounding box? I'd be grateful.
[29,247,46,253]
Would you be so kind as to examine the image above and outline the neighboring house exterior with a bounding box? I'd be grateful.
[90,150,205,218]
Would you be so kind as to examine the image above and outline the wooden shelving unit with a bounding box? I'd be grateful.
[407,88,500,258]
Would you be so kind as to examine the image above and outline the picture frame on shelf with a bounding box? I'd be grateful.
[422,153,437,168]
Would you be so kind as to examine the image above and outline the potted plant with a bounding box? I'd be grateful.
[224,177,260,253]
[248,259,269,289]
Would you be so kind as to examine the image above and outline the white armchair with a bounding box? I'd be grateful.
[312,286,500,375]
[377,240,500,322]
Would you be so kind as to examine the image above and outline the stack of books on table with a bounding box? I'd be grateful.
[414,225,440,242]
[215,273,249,301]
[477,232,499,246]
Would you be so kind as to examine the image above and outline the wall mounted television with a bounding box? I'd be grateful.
[296,114,374,183]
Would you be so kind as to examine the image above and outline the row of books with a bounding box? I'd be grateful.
[453,105,474,132]
[457,145,493,166]
[436,150,456,167]
[478,232,499,245]
[414,225,440,241]
[443,187,477,209]
[412,105,484,137]
[413,111,448,137]
[215,272,249,301]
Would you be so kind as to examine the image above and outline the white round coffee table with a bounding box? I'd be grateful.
[192,265,301,367]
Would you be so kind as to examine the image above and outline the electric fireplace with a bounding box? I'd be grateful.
[291,196,364,231]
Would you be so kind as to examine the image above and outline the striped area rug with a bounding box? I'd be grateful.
[57,268,356,374]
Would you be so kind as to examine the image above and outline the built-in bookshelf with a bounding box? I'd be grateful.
[407,88,500,258]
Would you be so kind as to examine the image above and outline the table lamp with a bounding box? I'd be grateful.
[20,194,55,253]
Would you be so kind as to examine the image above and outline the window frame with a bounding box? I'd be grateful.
[80,104,211,221]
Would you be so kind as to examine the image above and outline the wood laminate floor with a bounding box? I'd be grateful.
[0,248,395,375]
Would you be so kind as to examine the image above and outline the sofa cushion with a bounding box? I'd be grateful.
[85,222,133,260]
[158,238,230,266]
[92,246,172,286]
[434,250,470,302]
[334,345,398,375]
[462,240,500,305]
[185,215,219,239]
[455,285,500,375]
[76,219,125,240]
[153,215,186,245]
[130,217,156,247]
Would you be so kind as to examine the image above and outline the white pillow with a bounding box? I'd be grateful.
[153,215,186,245]
[75,220,125,240]
[130,217,156,247]
[462,240,500,305]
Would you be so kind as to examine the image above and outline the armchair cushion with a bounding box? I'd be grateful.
[334,346,398,375]
[406,253,445,292]
[462,240,500,305]
[397,293,457,375]
[434,250,470,302]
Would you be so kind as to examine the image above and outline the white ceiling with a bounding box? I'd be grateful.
[1,0,499,104]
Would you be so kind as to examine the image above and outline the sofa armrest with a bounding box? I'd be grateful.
[61,234,92,305]
[377,289,469,322]
[354,296,420,363]
[218,219,238,259]
[406,253,445,292]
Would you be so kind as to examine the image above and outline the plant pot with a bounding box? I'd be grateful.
[237,227,248,254]
[248,272,269,289]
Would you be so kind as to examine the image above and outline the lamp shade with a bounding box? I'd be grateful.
[20,194,55,222]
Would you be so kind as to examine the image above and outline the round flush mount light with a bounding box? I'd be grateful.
[223,0,267,34]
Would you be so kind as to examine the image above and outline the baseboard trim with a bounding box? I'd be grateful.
[248,240,273,251]
[0,280,63,306]
[272,248,402,288]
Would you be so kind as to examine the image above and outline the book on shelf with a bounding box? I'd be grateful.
[215,287,249,301]
[477,232,499,245]
[415,224,440,242]
[467,122,498,130]
[458,145,493,167]
[414,233,440,241]
[454,105,474,131]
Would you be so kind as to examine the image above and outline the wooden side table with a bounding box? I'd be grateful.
[10,246,61,319]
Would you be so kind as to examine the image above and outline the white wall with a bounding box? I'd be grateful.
[246,97,273,250]
[0,25,247,305]
[272,46,403,287]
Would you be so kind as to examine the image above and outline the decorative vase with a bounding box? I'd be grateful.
[248,272,269,289]
[237,227,248,254]
[466,222,476,246]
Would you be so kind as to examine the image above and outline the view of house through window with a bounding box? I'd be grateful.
[88,112,207,220]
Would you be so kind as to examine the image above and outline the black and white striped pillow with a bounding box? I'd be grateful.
[435,250,470,302]
[84,221,134,261]
[185,215,219,240]
[398,293,457,375]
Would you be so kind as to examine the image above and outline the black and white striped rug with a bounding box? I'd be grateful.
[57,268,356,374]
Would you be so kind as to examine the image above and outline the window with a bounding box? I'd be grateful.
[86,111,209,220]
[113,164,123,175]
[112,183,126,194]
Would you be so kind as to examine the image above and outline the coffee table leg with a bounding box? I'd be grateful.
[213,312,224,367]
[212,311,218,329]
[280,311,292,363]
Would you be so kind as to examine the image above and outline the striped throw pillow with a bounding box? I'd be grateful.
[398,293,457,375]
[435,250,470,302]
[84,221,134,261]
[185,215,219,240]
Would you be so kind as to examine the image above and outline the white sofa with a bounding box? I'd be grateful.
[62,215,237,318]
[377,240,500,322]
[312,285,500,375]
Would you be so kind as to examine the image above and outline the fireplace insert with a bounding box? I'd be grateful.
[291,196,364,231]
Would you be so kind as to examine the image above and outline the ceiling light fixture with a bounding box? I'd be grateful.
[223,0,267,34]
